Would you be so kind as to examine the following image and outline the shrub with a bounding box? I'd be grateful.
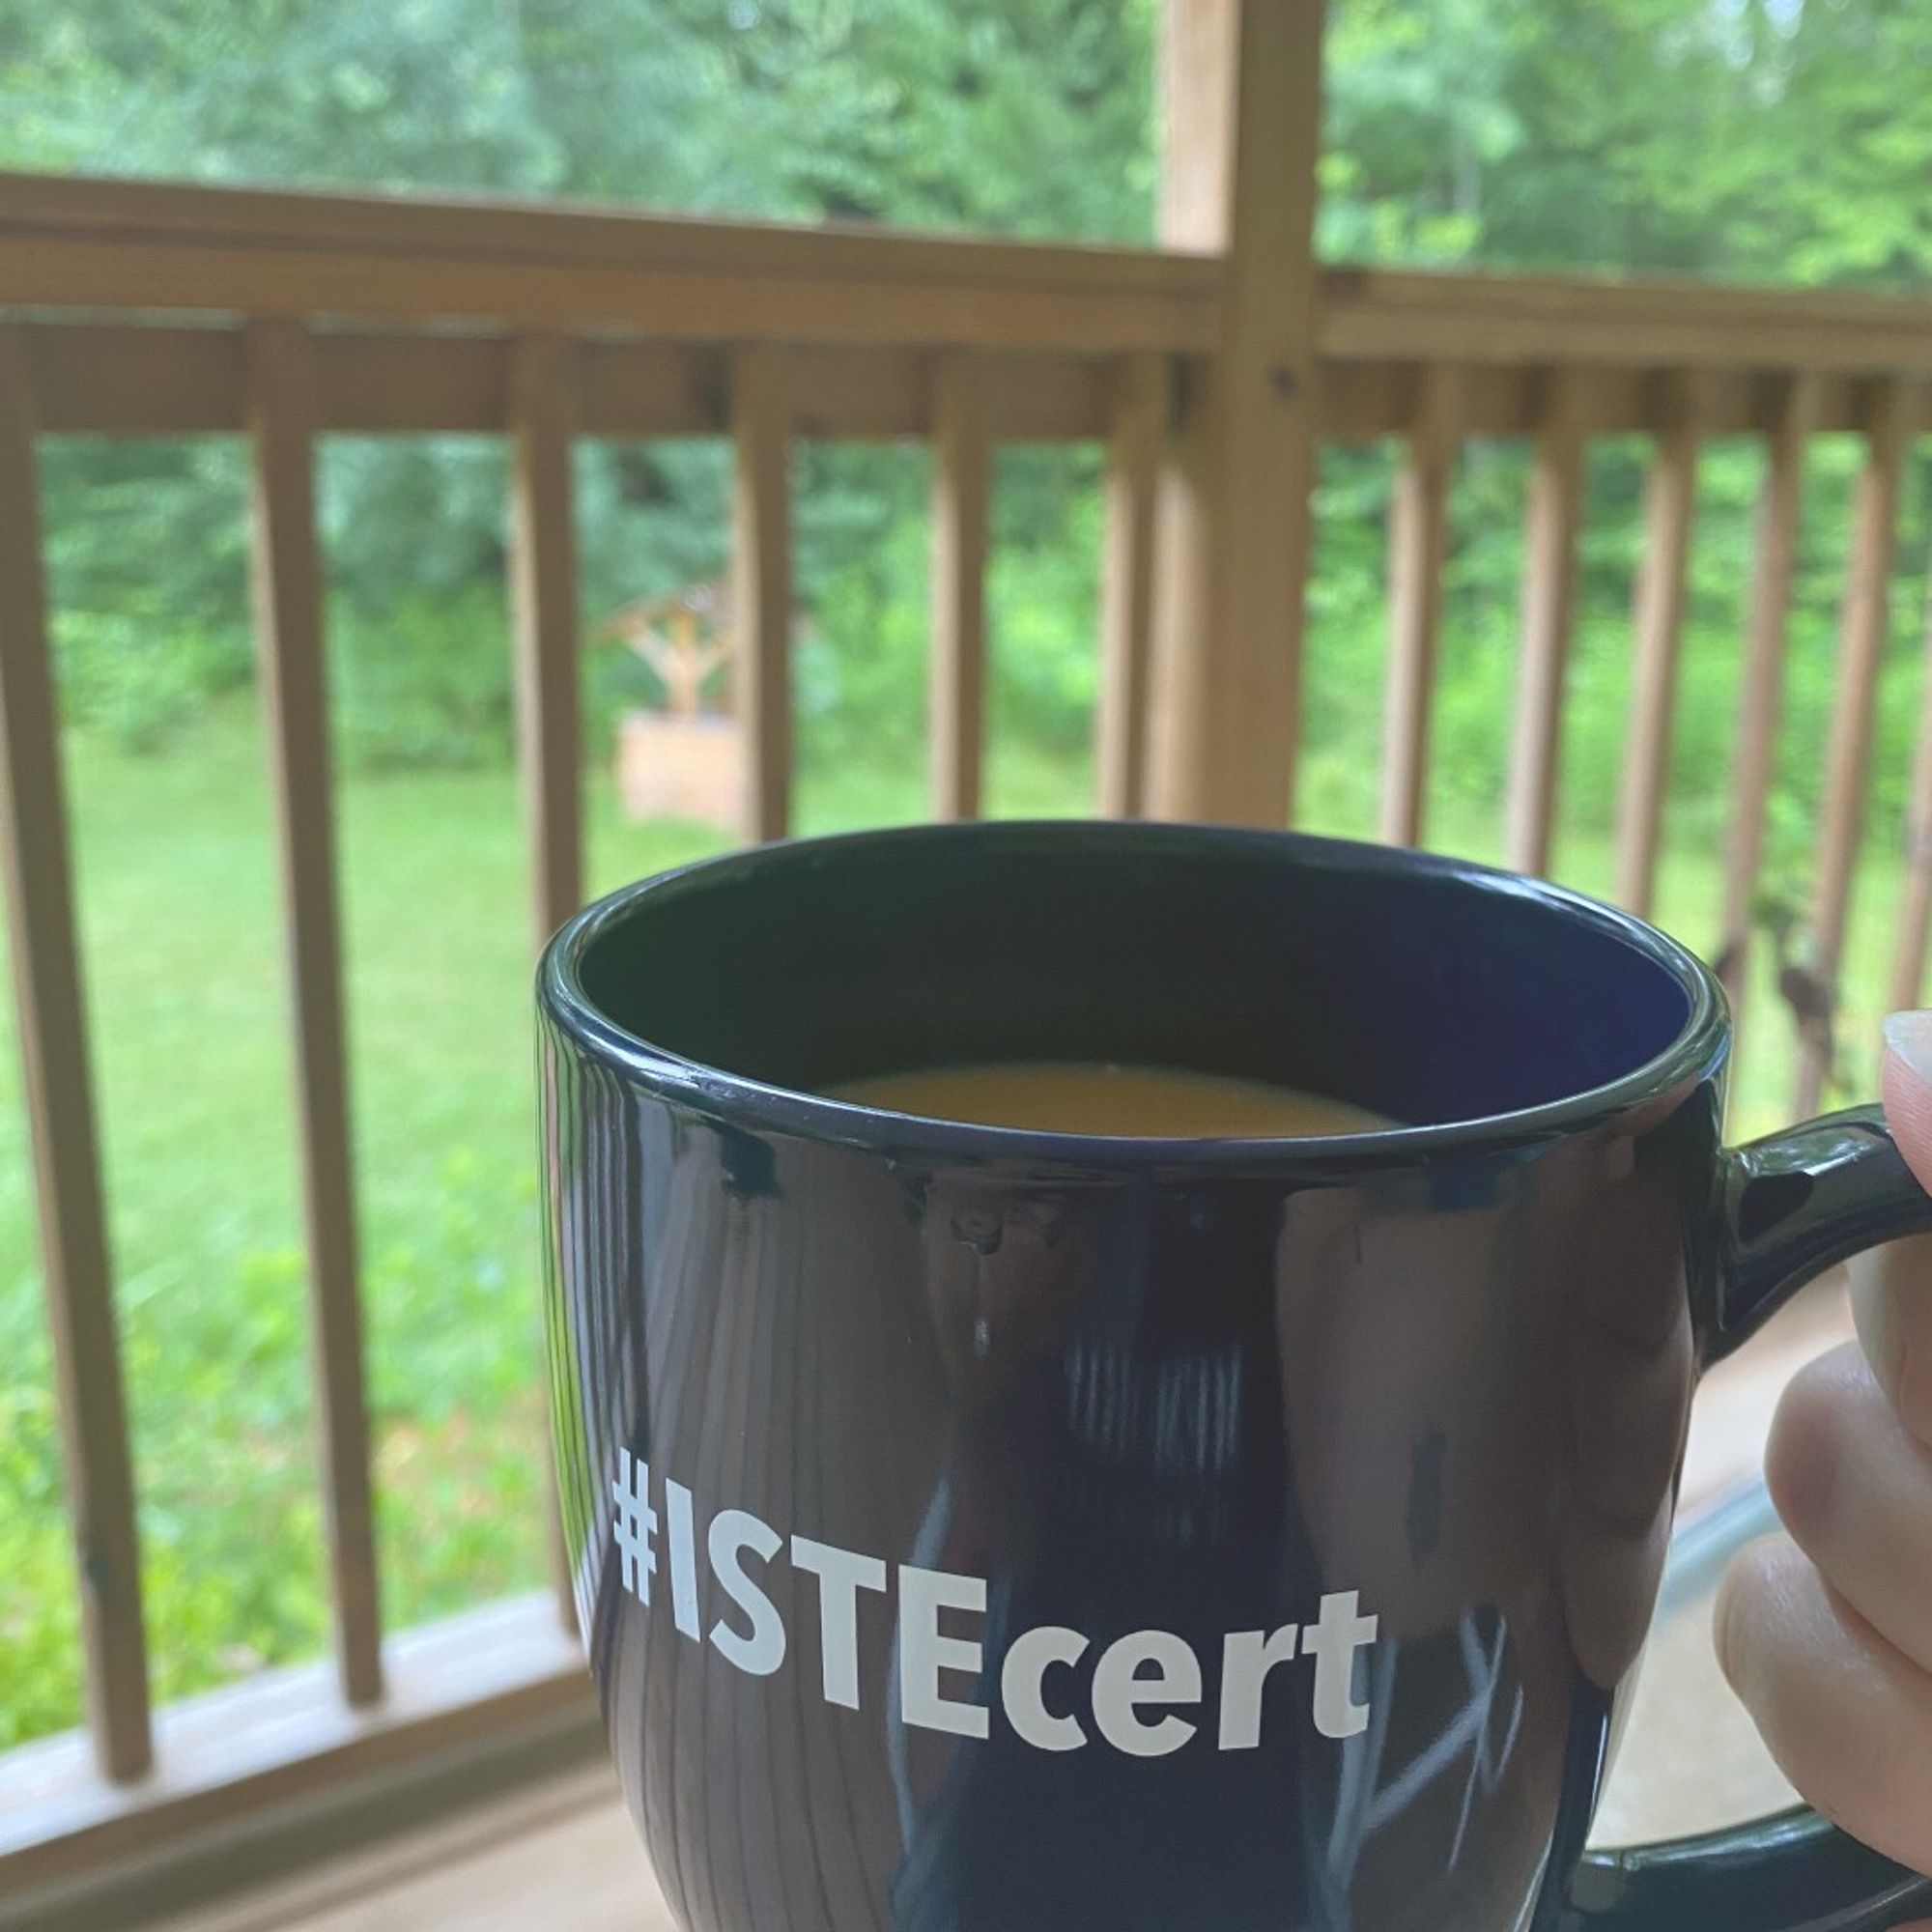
[55,610,245,754]
[330,583,515,774]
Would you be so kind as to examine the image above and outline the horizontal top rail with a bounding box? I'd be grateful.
[0,168,1222,297]
[0,170,1221,355]
[8,172,1932,383]
[1322,265,1932,374]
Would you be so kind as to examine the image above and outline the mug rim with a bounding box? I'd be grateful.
[538,819,1729,1172]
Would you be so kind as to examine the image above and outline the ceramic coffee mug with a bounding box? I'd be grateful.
[538,820,1932,1932]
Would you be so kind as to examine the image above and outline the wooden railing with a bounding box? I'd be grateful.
[3,0,1932,1920]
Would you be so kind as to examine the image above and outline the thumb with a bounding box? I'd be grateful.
[1881,1010,1932,1194]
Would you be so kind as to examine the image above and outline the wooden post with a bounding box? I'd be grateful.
[1505,368,1590,877]
[0,329,153,1782]
[1720,373,1818,1028]
[930,352,990,821]
[1146,0,1326,826]
[1614,372,1707,917]
[1379,364,1463,846]
[507,334,586,1637]
[731,344,794,842]
[247,322,384,1707]
[1096,352,1166,817]
[1798,376,1916,1115]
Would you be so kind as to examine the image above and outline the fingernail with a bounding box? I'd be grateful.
[1882,1009,1932,1086]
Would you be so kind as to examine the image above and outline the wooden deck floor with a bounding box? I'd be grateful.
[155,1767,664,1932]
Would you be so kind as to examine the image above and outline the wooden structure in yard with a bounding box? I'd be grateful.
[601,580,749,829]
[2,0,1932,1923]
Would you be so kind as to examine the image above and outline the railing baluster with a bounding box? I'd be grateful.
[930,352,990,820]
[731,344,794,842]
[246,321,384,1707]
[1721,373,1819,1029]
[1379,363,1463,847]
[0,328,153,1782]
[1097,352,1165,818]
[1505,368,1590,877]
[507,334,585,1636]
[1615,372,1708,916]
[510,337,582,943]
[1890,582,1932,1014]
[1798,375,1917,1115]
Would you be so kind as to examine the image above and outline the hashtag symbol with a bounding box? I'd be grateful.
[611,1449,658,1604]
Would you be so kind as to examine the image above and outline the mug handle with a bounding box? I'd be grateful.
[1563,1105,1932,1930]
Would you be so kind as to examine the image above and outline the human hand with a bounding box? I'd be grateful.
[1718,1012,1932,1891]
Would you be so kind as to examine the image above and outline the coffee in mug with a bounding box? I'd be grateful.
[831,1060,1392,1137]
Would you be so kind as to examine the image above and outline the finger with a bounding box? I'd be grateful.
[1765,1343,1932,1674]
[1718,1535,1932,1874]
[1884,1011,1932,1194]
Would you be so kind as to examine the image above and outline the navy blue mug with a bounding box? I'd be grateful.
[538,820,1932,1932]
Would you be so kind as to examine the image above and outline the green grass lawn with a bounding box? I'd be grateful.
[0,707,1913,1746]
